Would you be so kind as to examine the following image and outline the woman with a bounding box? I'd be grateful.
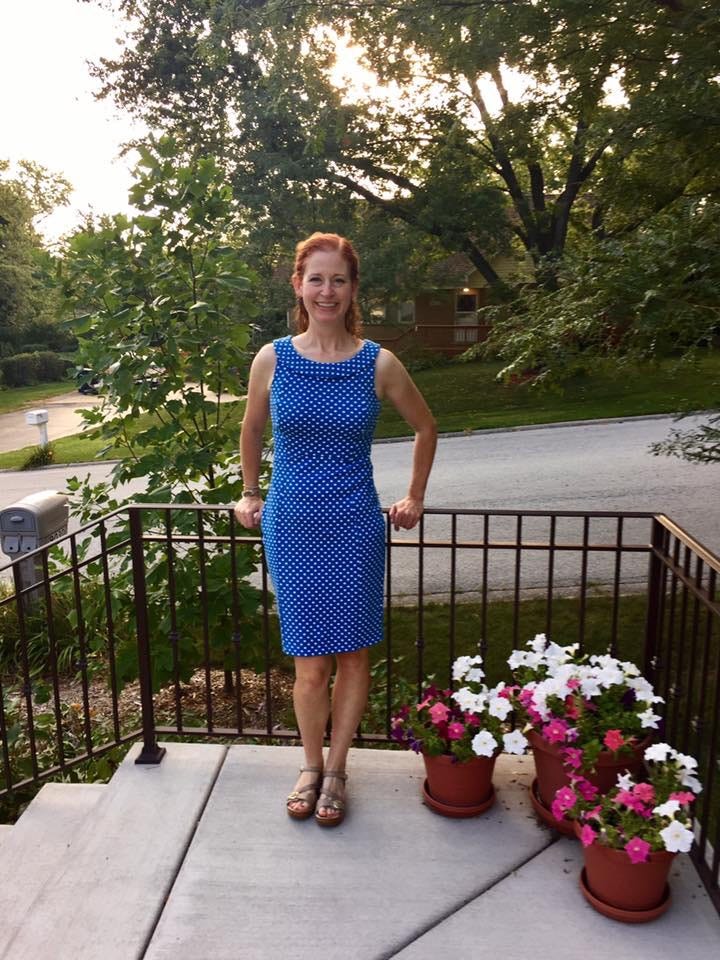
[235,232,436,826]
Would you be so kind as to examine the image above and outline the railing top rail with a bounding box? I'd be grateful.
[654,513,720,574]
[125,502,660,519]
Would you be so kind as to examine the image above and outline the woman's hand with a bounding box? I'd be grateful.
[234,494,264,529]
[388,496,424,531]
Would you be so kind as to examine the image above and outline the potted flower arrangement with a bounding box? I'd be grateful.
[554,743,702,922]
[391,654,528,818]
[506,634,664,833]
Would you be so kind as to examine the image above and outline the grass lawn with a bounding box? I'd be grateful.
[0,352,717,469]
[377,352,720,437]
[0,380,75,415]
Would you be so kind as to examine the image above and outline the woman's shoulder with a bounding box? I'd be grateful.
[251,341,280,372]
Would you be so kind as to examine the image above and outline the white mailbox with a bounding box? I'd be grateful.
[25,409,49,426]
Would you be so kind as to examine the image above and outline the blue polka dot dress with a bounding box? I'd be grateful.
[261,336,385,657]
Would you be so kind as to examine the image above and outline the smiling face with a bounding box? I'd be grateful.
[293,248,356,330]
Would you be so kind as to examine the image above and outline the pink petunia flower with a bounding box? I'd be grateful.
[417,697,432,712]
[632,783,655,804]
[447,722,465,740]
[670,791,695,806]
[428,702,450,725]
[625,837,651,864]
[579,824,597,847]
[562,747,584,770]
[544,718,569,744]
[603,729,625,751]
[575,778,599,802]
[564,696,580,720]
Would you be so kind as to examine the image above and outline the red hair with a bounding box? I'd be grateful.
[292,232,362,336]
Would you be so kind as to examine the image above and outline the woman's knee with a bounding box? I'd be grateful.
[294,656,332,692]
[335,647,370,677]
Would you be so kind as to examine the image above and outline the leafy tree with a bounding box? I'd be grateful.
[60,138,267,691]
[86,0,720,289]
[0,160,70,355]
[650,414,720,464]
[478,199,720,380]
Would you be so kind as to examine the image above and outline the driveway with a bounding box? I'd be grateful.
[0,387,241,454]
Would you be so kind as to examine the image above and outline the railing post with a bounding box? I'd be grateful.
[643,517,667,683]
[129,507,166,765]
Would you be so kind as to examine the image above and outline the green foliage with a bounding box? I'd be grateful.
[0,351,69,387]
[20,444,55,470]
[479,199,720,384]
[58,139,269,687]
[650,413,720,464]
[0,160,69,350]
[90,0,720,288]
[0,684,128,821]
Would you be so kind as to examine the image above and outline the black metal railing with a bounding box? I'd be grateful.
[0,505,718,910]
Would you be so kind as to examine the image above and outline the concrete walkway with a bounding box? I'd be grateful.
[1,743,717,959]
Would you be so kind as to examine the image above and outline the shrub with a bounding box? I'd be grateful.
[0,350,69,386]
[20,444,55,470]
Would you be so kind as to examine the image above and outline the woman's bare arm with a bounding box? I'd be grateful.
[375,349,437,530]
[234,343,276,529]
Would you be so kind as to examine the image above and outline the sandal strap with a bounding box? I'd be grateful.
[322,769,347,781]
[287,786,318,804]
[299,765,323,775]
[317,792,345,811]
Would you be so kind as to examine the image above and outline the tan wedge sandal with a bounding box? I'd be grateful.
[286,765,323,820]
[315,770,347,827]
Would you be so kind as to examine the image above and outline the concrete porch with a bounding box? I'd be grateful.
[0,743,718,959]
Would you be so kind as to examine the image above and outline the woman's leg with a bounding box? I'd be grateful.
[288,654,333,815]
[317,647,371,821]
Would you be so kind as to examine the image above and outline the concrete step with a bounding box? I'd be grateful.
[2,741,227,960]
[393,837,720,960]
[0,782,106,957]
[0,824,12,848]
[144,747,552,960]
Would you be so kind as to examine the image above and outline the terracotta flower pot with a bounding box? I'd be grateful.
[578,826,674,922]
[422,752,497,818]
[528,730,649,834]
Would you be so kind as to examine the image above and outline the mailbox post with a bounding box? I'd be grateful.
[0,491,69,608]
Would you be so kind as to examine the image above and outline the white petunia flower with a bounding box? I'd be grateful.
[653,799,681,818]
[471,730,498,758]
[660,820,694,854]
[452,656,474,681]
[644,742,672,763]
[465,667,486,683]
[638,708,662,729]
[452,688,486,714]
[595,665,624,688]
[681,772,703,794]
[503,730,529,755]
[674,751,698,771]
[628,677,663,703]
[488,697,513,720]
[616,772,635,790]
[529,633,548,653]
[580,676,602,698]
[621,661,641,677]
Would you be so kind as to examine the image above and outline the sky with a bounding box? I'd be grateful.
[1,0,144,243]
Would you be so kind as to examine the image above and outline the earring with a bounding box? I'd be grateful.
[296,296,303,305]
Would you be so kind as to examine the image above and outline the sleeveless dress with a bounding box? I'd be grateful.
[261,336,385,657]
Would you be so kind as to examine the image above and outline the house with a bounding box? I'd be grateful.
[367,250,534,357]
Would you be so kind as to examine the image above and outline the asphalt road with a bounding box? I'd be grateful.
[1,414,717,597]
